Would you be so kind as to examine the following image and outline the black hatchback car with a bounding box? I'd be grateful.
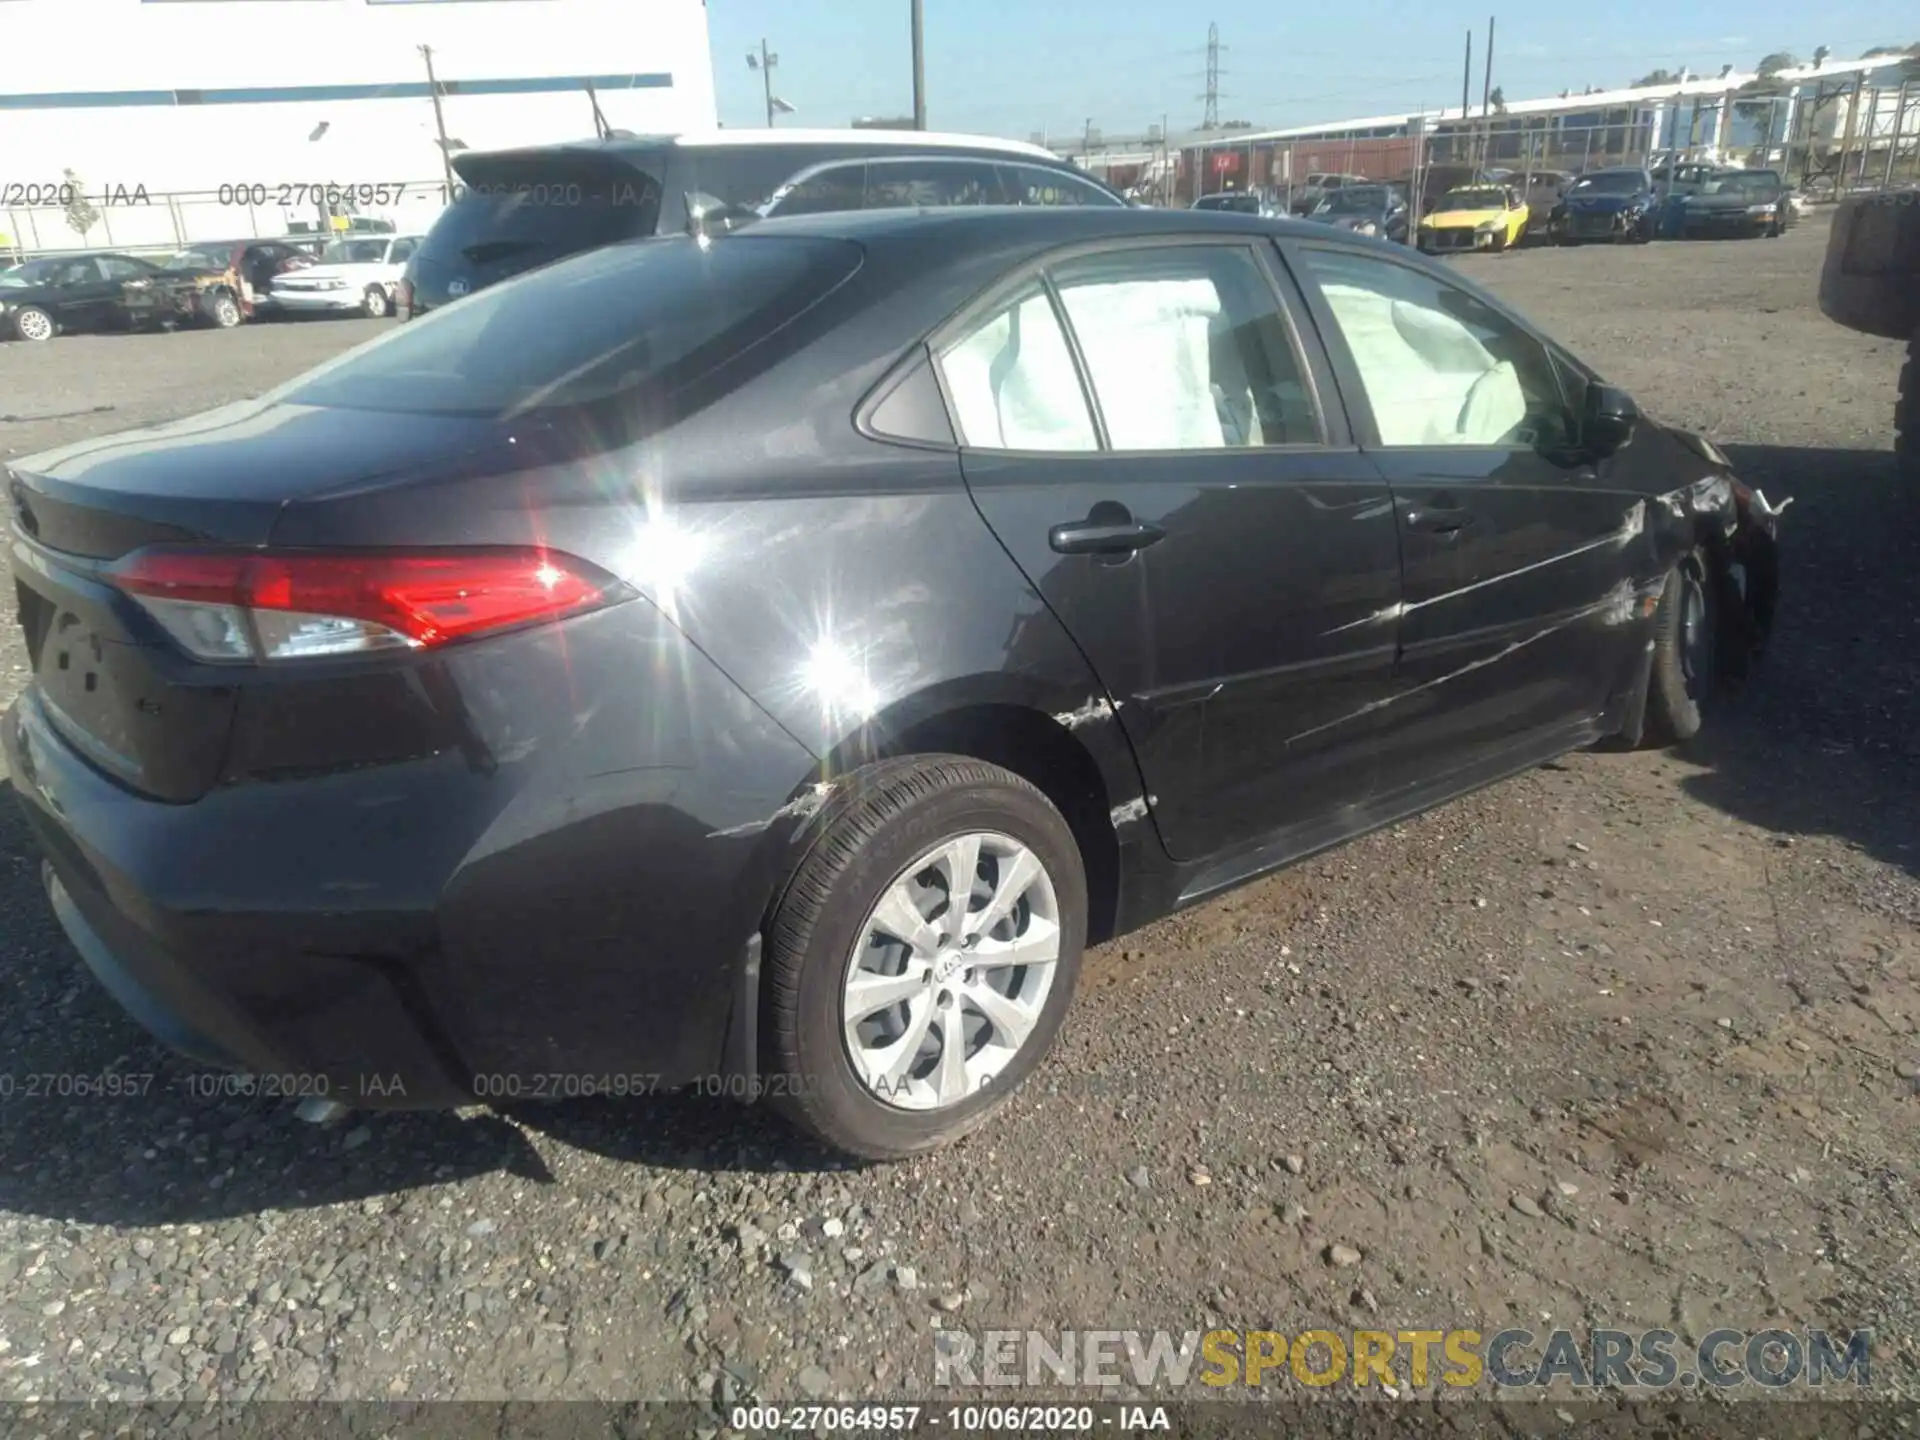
[4,207,1783,1160]
[400,129,1124,319]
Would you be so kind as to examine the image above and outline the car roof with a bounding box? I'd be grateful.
[473,129,1064,164]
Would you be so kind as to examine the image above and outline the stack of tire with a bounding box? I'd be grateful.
[1817,191,1920,483]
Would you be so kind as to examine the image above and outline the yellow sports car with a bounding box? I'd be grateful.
[1417,185,1529,254]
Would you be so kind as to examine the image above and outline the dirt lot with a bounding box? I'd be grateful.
[0,220,1916,1412]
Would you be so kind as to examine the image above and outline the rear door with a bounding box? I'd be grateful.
[936,236,1403,862]
[1287,240,1646,799]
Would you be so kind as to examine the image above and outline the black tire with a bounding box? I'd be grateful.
[363,286,390,319]
[11,305,55,342]
[203,291,242,329]
[1644,547,1718,746]
[763,755,1087,1161]
[1898,332,1918,485]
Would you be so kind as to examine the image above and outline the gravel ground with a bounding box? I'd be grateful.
[0,221,1916,1409]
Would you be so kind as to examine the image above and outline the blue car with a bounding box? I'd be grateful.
[1549,168,1658,246]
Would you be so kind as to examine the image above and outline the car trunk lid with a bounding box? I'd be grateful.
[7,400,517,800]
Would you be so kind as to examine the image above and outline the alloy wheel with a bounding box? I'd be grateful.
[841,831,1061,1112]
[15,308,53,342]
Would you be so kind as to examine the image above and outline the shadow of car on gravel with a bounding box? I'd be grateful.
[1673,443,1920,882]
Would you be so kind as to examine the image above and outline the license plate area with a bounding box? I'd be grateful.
[13,561,238,800]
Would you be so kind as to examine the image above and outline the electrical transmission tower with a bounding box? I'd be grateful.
[1199,22,1223,131]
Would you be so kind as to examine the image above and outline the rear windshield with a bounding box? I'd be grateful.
[1196,195,1260,212]
[277,234,862,418]
[416,152,665,266]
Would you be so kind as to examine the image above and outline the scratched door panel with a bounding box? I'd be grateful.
[1368,448,1646,801]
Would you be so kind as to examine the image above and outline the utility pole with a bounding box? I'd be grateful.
[420,45,456,198]
[1480,16,1495,169]
[910,0,927,129]
[748,39,778,127]
[1460,31,1472,161]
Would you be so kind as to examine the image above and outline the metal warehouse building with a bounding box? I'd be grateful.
[1,0,717,251]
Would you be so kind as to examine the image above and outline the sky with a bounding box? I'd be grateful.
[704,0,1915,140]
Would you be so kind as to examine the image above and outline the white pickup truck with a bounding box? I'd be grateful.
[268,234,422,318]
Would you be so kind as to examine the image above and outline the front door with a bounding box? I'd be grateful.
[938,237,1404,862]
[1287,241,1646,802]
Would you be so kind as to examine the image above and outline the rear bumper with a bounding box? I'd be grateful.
[6,689,471,1107]
[2,600,822,1109]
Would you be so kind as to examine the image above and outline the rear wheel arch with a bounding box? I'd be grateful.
[785,699,1127,951]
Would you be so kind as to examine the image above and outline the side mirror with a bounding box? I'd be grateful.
[1584,383,1638,457]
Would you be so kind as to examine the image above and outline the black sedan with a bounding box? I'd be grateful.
[1680,169,1793,239]
[1304,183,1409,242]
[0,251,243,340]
[2,207,1783,1159]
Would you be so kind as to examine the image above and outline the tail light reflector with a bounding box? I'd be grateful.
[108,547,624,663]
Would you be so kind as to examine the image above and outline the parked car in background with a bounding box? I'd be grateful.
[1651,160,1722,198]
[1192,191,1281,217]
[1549,168,1658,245]
[1408,163,1495,211]
[399,129,1124,320]
[161,238,318,321]
[1305,183,1410,242]
[1289,172,1368,215]
[1518,170,1573,228]
[1680,168,1793,239]
[1,251,245,340]
[269,234,422,318]
[1417,184,1529,253]
[2,205,1782,1160]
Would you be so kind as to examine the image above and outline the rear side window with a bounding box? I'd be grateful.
[419,153,664,265]
[863,158,1007,207]
[279,235,863,417]
[1000,164,1120,206]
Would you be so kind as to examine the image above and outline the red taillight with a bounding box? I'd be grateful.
[396,277,415,320]
[109,547,622,663]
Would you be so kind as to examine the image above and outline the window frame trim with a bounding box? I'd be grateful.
[1279,235,1582,455]
[913,232,1342,459]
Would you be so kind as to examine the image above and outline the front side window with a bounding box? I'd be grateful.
[1049,245,1319,449]
[939,286,1097,451]
[97,257,150,281]
[1297,247,1575,451]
